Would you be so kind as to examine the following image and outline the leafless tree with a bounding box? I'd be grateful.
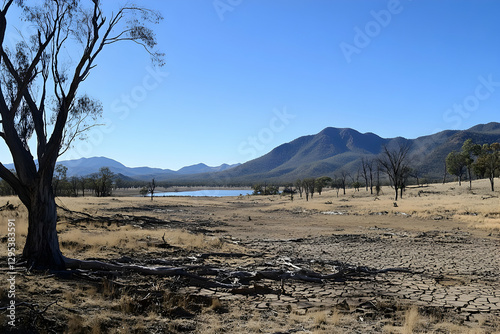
[361,157,375,194]
[301,178,315,201]
[148,178,156,201]
[295,178,303,198]
[377,142,412,201]
[0,0,163,269]
[338,169,350,195]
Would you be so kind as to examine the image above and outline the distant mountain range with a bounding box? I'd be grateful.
[3,122,500,184]
[4,157,240,181]
[170,122,500,184]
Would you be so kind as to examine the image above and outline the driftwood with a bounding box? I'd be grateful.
[62,255,413,292]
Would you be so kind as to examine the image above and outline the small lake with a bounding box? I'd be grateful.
[151,189,253,197]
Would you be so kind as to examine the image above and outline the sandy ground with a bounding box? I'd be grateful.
[0,179,499,333]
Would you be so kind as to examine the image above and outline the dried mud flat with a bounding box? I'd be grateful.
[1,180,499,333]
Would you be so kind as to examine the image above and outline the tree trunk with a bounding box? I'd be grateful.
[394,185,398,201]
[442,162,447,184]
[468,167,472,190]
[22,185,65,270]
[489,177,495,192]
[369,175,373,195]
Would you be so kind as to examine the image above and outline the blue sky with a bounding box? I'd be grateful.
[1,0,500,170]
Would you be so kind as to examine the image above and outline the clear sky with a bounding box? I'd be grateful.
[1,0,500,170]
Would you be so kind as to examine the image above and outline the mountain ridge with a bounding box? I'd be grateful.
[173,122,500,183]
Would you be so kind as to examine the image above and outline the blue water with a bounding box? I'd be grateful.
[152,189,253,197]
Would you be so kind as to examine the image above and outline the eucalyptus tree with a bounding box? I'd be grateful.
[461,139,481,189]
[0,0,163,269]
[446,151,467,186]
[315,176,331,195]
[474,143,500,192]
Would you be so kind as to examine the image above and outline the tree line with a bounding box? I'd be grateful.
[252,138,500,202]
[0,166,116,197]
[252,143,414,201]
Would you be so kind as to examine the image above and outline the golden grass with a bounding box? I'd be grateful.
[56,222,235,258]
[264,178,500,234]
[168,229,226,250]
[89,317,103,334]
[207,298,223,312]
[0,197,28,238]
[402,306,419,334]
[330,308,342,326]
[312,310,328,327]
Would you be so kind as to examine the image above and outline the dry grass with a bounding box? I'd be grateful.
[167,229,226,250]
[432,322,486,334]
[403,306,420,334]
[65,315,85,334]
[0,197,28,238]
[56,222,234,259]
[330,308,342,325]
[312,310,328,327]
[118,293,134,313]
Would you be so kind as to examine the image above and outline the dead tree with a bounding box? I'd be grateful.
[377,142,412,201]
[149,178,156,201]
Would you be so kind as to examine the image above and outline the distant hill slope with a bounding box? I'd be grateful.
[176,163,239,175]
[58,157,177,179]
[177,122,500,183]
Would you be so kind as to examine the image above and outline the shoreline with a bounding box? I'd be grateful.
[113,186,252,197]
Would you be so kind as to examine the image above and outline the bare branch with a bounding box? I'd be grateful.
[0,161,22,194]
[1,0,14,15]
